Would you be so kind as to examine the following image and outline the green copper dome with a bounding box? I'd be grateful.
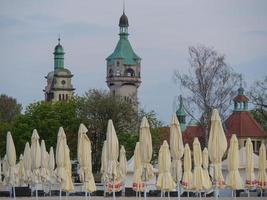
[106,11,141,66]
[54,38,65,69]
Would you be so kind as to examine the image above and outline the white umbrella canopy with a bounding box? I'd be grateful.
[118,145,127,181]
[6,131,17,186]
[170,114,184,182]
[245,138,256,188]
[17,154,25,186]
[100,140,108,182]
[258,142,267,189]
[77,123,96,192]
[48,147,56,184]
[202,148,212,190]
[139,116,154,181]
[23,142,32,184]
[106,119,119,179]
[192,137,205,191]
[156,140,176,191]
[2,154,9,185]
[226,134,243,190]
[40,140,49,183]
[63,144,74,192]
[208,109,227,188]
[55,127,67,187]
[31,129,41,184]
[133,142,144,192]
[182,143,193,190]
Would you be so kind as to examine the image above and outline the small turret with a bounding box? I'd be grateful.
[54,38,64,69]
[233,76,249,111]
[176,95,187,131]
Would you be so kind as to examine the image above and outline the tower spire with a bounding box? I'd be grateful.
[123,0,125,13]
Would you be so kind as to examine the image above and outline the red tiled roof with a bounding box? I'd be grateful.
[225,111,267,138]
[234,95,249,102]
[182,125,205,149]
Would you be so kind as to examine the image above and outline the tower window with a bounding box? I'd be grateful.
[66,94,68,100]
[125,68,135,77]
[59,94,61,101]
[109,69,114,77]
[117,61,120,66]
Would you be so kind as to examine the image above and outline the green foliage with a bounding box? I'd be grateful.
[117,132,138,160]
[0,94,22,123]
[251,109,267,131]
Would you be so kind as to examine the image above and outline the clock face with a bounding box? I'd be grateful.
[61,80,66,85]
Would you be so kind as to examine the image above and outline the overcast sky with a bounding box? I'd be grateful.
[0,0,267,124]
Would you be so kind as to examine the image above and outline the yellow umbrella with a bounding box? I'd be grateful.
[48,147,56,184]
[77,123,96,193]
[245,138,256,188]
[106,119,120,197]
[55,127,67,196]
[106,119,119,179]
[6,132,17,198]
[208,109,227,188]
[17,154,25,186]
[63,144,74,192]
[226,134,243,190]
[133,142,144,192]
[257,142,267,189]
[23,142,32,184]
[170,114,184,183]
[156,140,176,191]
[31,129,41,184]
[100,140,108,182]
[202,148,212,190]
[6,132,17,186]
[118,145,127,181]
[139,116,154,181]
[182,143,193,190]
[40,140,49,183]
[192,138,205,191]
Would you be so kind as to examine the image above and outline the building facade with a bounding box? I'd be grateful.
[44,38,75,102]
[106,10,141,104]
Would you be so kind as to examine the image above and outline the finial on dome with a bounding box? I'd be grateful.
[58,33,61,44]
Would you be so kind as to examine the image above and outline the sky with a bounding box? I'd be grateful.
[0,0,267,124]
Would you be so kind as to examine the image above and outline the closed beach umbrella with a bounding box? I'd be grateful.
[156,140,176,191]
[77,123,96,193]
[2,154,9,185]
[139,116,154,181]
[226,134,243,190]
[23,142,32,184]
[192,138,205,191]
[31,129,41,184]
[245,138,256,188]
[170,114,184,182]
[208,109,227,188]
[48,147,56,184]
[133,142,144,192]
[202,148,212,190]
[182,143,193,190]
[40,140,49,182]
[106,120,119,179]
[63,144,74,192]
[6,132,17,186]
[18,154,25,186]
[100,140,108,182]
[55,127,67,189]
[118,145,127,181]
[258,142,267,189]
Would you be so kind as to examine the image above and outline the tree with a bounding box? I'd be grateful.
[76,89,139,172]
[249,76,267,121]
[0,94,22,123]
[174,45,240,146]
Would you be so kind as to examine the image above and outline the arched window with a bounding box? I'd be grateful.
[59,94,61,101]
[109,69,113,77]
[125,68,135,77]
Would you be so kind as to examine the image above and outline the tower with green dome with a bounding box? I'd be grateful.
[106,9,141,105]
[44,38,75,102]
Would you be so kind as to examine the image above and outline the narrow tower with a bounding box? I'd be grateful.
[106,9,141,105]
[44,38,75,102]
[233,78,249,111]
[176,95,187,132]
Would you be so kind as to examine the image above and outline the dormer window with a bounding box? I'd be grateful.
[116,61,120,66]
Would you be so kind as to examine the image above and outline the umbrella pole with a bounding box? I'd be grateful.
[60,187,62,200]
[13,186,16,199]
[177,182,180,200]
[113,174,115,200]
[144,168,147,200]
[36,185,38,200]
[261,189,263,197]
